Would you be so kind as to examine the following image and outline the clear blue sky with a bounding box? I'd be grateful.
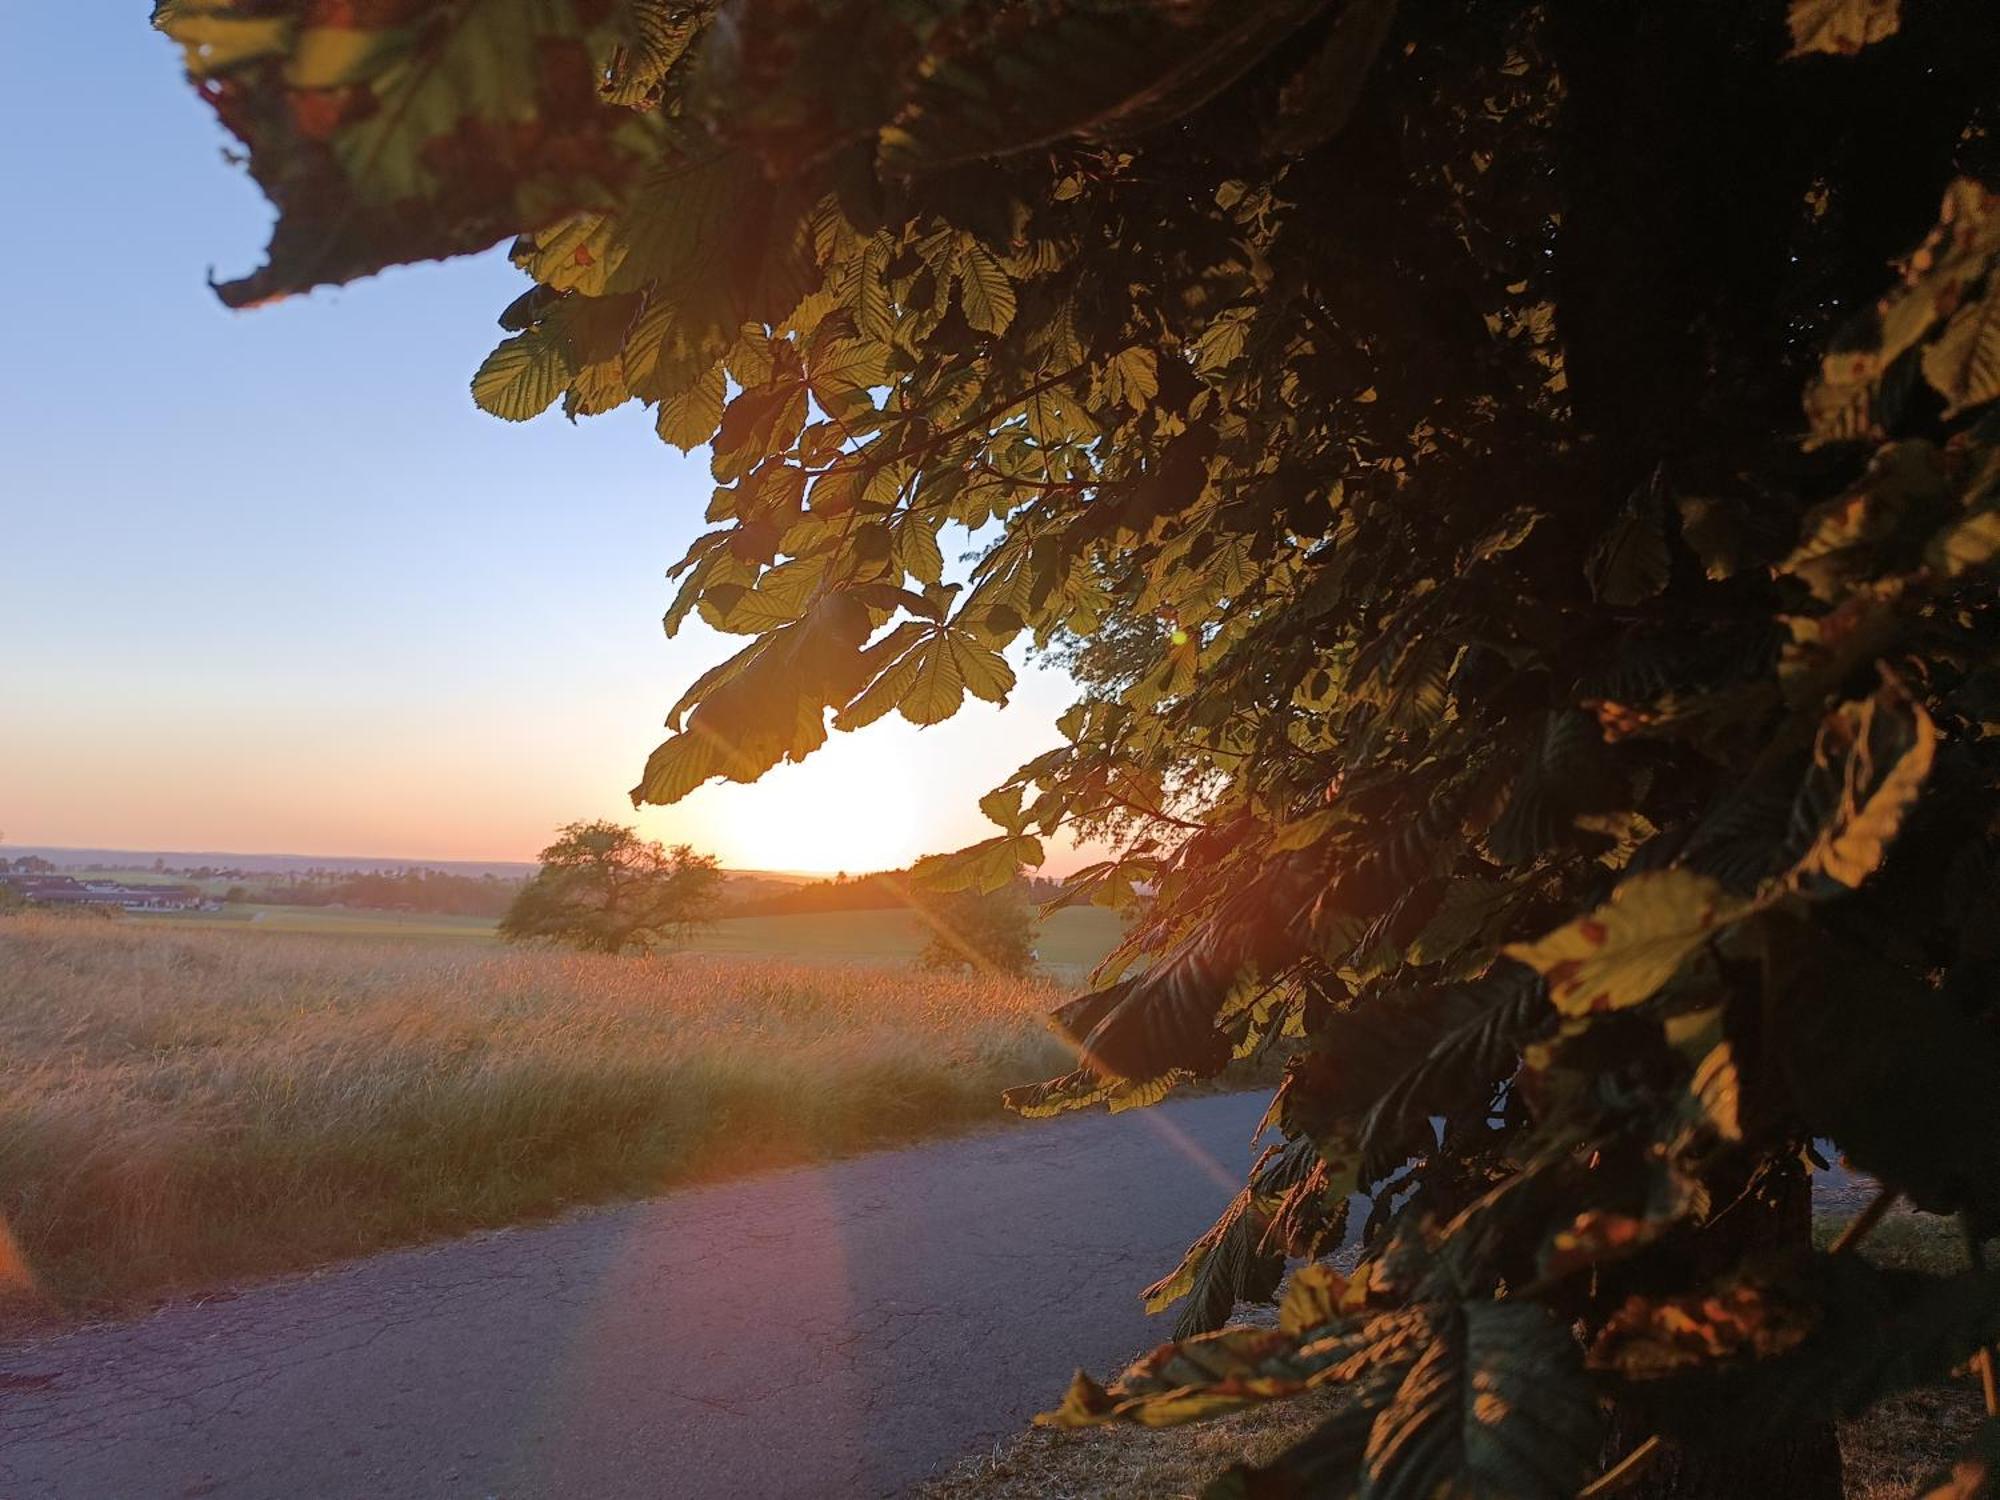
[0,9,1076,873]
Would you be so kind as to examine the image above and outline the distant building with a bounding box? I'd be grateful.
[0,874,204,912]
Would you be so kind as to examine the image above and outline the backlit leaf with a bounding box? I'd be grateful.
[158,0,668,305]
[1785,0,1901,58]
[1789,679,1935,891]
[1361,1301,1601,1500]
[1503,870,1755,1018]
[957,240,1017,336]
[472,328,574,421]
[1922,278,2000,418]
[655,361,725,451]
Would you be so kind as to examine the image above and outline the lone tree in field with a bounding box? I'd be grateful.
[917,886,1037,977]
[501,821,721,955]
[162,0,2000,1493]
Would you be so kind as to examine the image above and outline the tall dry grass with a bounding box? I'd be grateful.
[0,913,1074,1314]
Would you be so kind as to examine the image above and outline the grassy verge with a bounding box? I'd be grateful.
[923,1214,1994,1500]
[0,913,1079,1317]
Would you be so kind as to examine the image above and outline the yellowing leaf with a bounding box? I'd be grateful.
[1793,683,1936,889]
[1786,0,1901,57]
[471,328,573,421]
[1504,870,1754,1018]
[1278,1263,1349,1336]
[1922,277,2000,418]
[1927,509,2000,577]
[161,13,291,70]
[1803,179,2000,447]
[1194,309,1251,375]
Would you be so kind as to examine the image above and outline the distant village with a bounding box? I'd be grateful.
[0,865,214,912]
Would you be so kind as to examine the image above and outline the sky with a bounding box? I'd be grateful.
[0,9,1079,876]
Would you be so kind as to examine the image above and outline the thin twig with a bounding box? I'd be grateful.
[1578,1435,1663,1498]
[1829,1185,1901,1256]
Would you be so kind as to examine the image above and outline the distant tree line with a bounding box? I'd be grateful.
[725,867,1060,919]
[236,869,523,918]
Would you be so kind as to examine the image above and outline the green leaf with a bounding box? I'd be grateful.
[979,784,1028,834]
[957,240,1017,336]
[912,833,1044,894]
[1361,1302,1601,1500]
[1503,869,1755,1019]
[602,0,700,107]
[805,335,889,401]
[472,328,574,421]
[711,376,808,481]
[901,629,969,724]
[878,0,1329,173]
[832,623,934,731]
[1266,0,1399,155]
[894,520,946,587]
[1143,1185,1285,1338]
[655,361,725,451]
[1585,467,1671,607]
[1101,346,1161,413]
[159,0,667,306]
[953,633,1016,704]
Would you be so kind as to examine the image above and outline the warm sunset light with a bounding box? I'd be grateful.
[8,5,2000,1500]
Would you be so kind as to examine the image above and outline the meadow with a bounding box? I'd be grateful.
[0,913,1083,1316]
[141,902,1127,977]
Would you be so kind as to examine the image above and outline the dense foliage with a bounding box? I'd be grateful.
[161,0,2000,1493]
[501,821,720,953]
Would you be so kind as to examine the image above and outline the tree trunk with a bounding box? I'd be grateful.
[1600,1156,1843,1500]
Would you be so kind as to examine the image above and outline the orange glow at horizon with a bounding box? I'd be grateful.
[4,652,1097,878]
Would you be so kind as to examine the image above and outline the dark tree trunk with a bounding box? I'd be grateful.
[1606,1417,1843,1500]
[1600,1158,1842,1500]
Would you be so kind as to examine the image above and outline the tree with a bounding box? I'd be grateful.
[499,822,721,955]
[917,887,1037,978]
[157,2,2000,1494]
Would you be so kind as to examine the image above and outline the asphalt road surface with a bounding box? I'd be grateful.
[0,1092,1271,1500]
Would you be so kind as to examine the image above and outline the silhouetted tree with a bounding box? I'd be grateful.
[500,822,721,955]
[918,887,1036,977]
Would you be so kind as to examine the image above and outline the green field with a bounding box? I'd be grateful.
[135,901,1126,974]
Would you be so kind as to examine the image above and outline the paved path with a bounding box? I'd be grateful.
[0,1093,1270,1500]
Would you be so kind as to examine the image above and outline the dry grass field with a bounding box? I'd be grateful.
[0,913,1075,1316]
